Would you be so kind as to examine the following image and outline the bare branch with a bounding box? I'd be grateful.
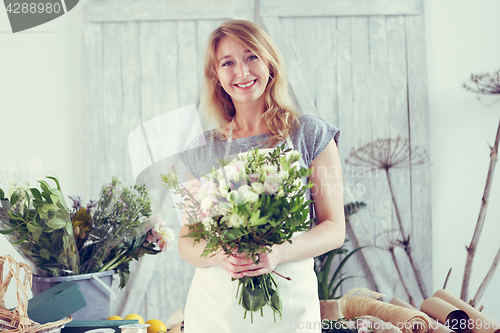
[443,268,452,289]
[461,118,500,301]
[470,247,500,307]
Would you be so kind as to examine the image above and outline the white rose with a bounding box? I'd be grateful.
[200,197,213,210]
[237,184,251,195]
[291,150,301,161]
[227,191,244,205]
[196,186,207,201]
[264,176,280,195]
[251,182,265,195]
[262,163,277,174]
[228,213,247,228]
[224,165,238,181]
[234,160,246,173]
[278,170,289,181]
[244,191,259,203]
[202,217,213,230]
[219,179,229,196]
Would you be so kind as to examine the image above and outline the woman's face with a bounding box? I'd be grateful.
[215,37,270,109]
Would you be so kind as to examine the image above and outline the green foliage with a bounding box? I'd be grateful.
[0,178,79,277]
[0,176,163,289]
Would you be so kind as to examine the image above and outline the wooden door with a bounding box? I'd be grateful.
[259,0,431,305]
[83,0,431,318]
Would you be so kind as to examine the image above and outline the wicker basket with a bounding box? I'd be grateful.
[0,255,71,333]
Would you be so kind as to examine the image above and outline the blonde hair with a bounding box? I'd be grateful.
[201,19,298,146]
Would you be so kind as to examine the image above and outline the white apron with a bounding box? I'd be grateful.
[183,121,321,332]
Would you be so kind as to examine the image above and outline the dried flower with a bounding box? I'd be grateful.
[463,69,500,95]
[345,136,428,171]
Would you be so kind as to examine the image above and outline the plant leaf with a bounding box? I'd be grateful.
[12,234,28,245]
[40,249,51,260]
[47,218,67,229]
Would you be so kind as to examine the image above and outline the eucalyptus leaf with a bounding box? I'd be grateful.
[50,194,59,205]
[26,223,42,233]
[8,211,24,222]
[12,234,28,245]
[38,181,51,195]
[42,203,59,213]
[30,188,42,200]
[47,218,67,229]
[37,208,48,220]
[10,192,19,206]
[40,249,51,260]
[46,176,61,190]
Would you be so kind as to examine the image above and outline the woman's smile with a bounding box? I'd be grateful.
[234,79,257,89]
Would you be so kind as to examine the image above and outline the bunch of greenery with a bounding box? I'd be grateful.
[0,177,79,277]
[76,177,161,288]
[0,176,173,288]
[162,144,314,322]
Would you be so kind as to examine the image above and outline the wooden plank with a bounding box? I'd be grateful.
[196,20,221,127]
[102,23,126,184]
[85,0,254,23]
[365,16,407,297]
[83,22,105,199]
[343,16,399,298]
[260,0,421,17]
[387,16,409,137]
[140,21,162,124]
[405,13,432,300]
[122,21,148,186]
[261,16,316,115]
[385,15,420,304]
[335,17,376,294]
[177,21,199,107]
[160,21,180,114]
[294,18,317,105]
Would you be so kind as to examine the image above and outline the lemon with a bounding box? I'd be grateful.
[124,313,144,324]
[145,319,167,333]
[107,316,123,320]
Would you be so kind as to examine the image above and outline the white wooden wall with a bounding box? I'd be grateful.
[83,0,431,319]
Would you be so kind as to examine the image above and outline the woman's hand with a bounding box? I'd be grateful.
[213,246,284,279]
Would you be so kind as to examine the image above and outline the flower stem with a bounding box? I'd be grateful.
[99,249,127,272]
[272,270,291,281]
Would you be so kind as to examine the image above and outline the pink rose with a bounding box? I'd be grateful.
[248,173,259,183]
[264,176,280,195]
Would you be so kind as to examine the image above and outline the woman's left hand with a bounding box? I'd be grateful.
[231,245,284,279]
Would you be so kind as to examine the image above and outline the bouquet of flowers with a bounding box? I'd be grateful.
[0,176,175,288]
[162,145,313,321]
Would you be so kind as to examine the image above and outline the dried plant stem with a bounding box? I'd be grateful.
[461,117,500,302]
[470,246,500,308]
[443,268,452,289]
[388,247,414,307]
[385,169,428,299]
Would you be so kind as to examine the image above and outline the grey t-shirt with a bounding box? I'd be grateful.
[180,115,340,180]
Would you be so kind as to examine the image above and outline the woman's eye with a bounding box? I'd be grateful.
[247,55,258,61]
[222,61,233,67]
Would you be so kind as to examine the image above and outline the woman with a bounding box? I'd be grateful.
[179,19,345,332]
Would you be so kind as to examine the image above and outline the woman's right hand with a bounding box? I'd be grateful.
[212,250,258,279]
